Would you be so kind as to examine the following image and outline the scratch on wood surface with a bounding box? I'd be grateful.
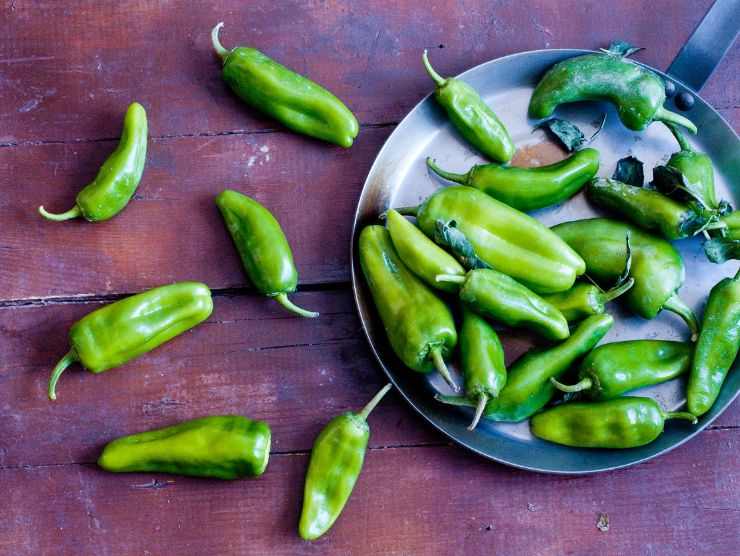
[0,56,55,65]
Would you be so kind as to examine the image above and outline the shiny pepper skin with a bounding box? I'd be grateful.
[688,269,740,416]
[529,52,697,133]
[543,278,634,322]
[530,397,697,449]
[98,415,271,479]
[212,23,358,148]
[39,102,148,222]
[47,282,213,400]
[300,384,391,540]
[665,123,718,210]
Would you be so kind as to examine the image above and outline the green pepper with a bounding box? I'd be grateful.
[543,278,634,322]
[587,178,710,240]
[426,148,599,212]
[385,209,464,293]
[38,102,148,222]
[438,314,613,423]
[98,415,271,479]
[211,23,358,148]
[459,308,506,430]
[665,123,718,210]
[530,397,697,449]
[359,226,458,390]
[397,186,585,294]
[717,211,740,240]
[688,270,740,416]
[552,218,699,339]
[422,49,514,163]
[299,383,391,540]
[216,189,318,318]
[437,269,569,341]
[529,53,697,133]
[551,340,692,400]
[703,212,740,264]
[47,282,213,400]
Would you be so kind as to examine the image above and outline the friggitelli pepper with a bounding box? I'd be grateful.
[426,148,599,212]
[98,415,271,479]
[216,189,318,318]
[359,226,458,390]
[688,269,740,416]
[422,49,514,163]
[551,340,692,400]
[299,383,391,540]
[212,23,358,148]
[39,102,148,222]
[47,282,213,400]
[664,123,718,210]
[543,278,634,322]
[530,397,697,449]
[529,52,696,133]
[397,186,585,293]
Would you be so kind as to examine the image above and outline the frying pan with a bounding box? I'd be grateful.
[351,0,740,473]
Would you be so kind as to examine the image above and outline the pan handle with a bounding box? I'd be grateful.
[666,0,739,91]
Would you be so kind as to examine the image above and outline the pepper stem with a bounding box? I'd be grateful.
[435,274,466,284]
[665,411,698,424]
[211,22,230,61]
[357,383,392,421]
[394,206,419,217]
[38,205,82,222]
[664,122,693,152]
[602,277,635,303]
[434,393,474,408]
[426,157,469,184]
[274,293,319,318]
[654,106,697,135]
[48,349,79,401]
[550,377,592,393]
[663,294,700,341]
[704,221,727,231]
[422,49,447,87]
[467,393,488,431]
[430,347,458,392]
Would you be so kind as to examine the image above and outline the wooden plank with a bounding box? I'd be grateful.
[1,429,738,556]
[1,0,734,145]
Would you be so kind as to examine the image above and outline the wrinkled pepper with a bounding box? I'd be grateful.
[529,52,697,133]
[426,148,599,212]
[551,340,692,400]
[216,189,318,318]
[39,102,148,222]
[359,226,458,390]
[211,22,358,147]
[438,314,613,423]
[299,383,391,540]
[543,278,634,322]
[553,218,699,339]
[98,415,271,479]
[47,282,213,400]
[688,269,740,416]
[397,186,585,294]
[422,49,514,163]
[531,397,697,449]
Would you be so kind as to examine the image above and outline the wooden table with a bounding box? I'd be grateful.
[1,1,738,554]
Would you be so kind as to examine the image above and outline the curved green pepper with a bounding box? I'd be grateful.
[551,340,692,400]
[359,226,458,390]
[397,186,585,294]
[422,49,514,163]
[299,383,391,540]
[426,148,599,212]
[460,308,506,430]
[587,178,710,240]
[98,415,271,479]
[438,314,613,423]
[716,211,740,240]
[704,212,740,264]
[530,397,697,449]
[212,23,358,148]
[385,209,464,293]
[47,282,213,400]
[665,123,718,210]
[552,218,699,339]
[216,189,318,318]
[39,102,148,222]
[688,269,740,416]
[438,269,569,341]
[529,53,696,133]
[543,278,634,322]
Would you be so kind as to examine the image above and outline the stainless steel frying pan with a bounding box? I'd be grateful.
[351,0,740,473]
